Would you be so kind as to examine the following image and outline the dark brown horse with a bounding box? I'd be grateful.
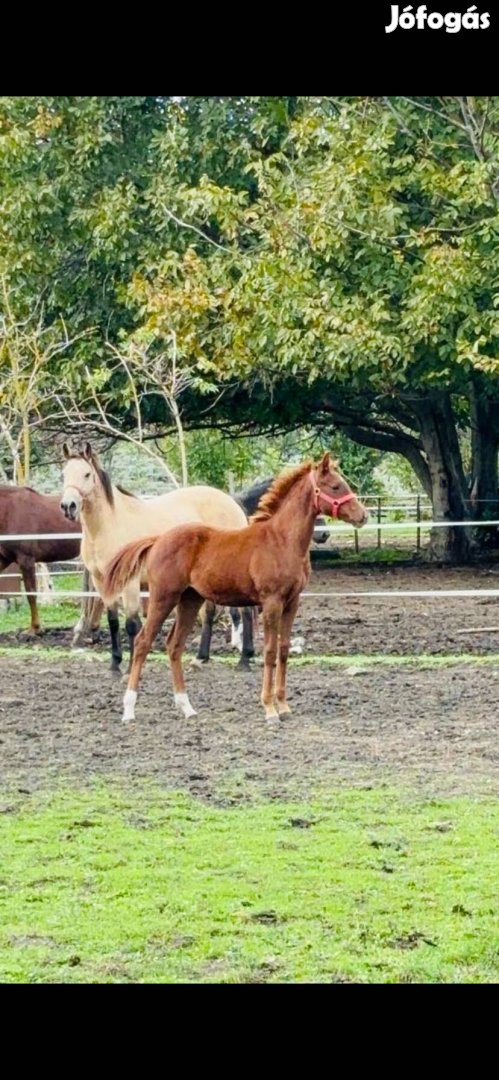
[0,485,82,634]
[101,453,368,723]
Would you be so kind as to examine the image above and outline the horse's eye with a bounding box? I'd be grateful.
[84,472,91,479]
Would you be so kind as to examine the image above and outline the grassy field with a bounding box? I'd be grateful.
[0,573,81,634]
[1,783,498,983]
[2,565,498,984]
[2,643,499,669]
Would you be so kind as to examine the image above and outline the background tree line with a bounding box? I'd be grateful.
[1,96,499,558]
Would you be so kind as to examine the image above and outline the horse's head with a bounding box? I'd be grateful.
[312,452,368,528]
[313,516,330,544]
[60,442,100,520]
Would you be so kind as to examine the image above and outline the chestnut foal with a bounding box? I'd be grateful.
[101,454,368,723]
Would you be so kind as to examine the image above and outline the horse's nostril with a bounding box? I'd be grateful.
[70,501,77,512]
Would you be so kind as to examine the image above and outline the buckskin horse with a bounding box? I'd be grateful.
[60,442,254,673]
[101,453,368,723]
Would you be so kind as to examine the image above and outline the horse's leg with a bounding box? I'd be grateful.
[18,555,41,635]
[260,598,283,721]
[237,607,255,670]
[229,607,243,652]
[73,570,103,646]
[89,596,104,640]
[123,582,143,673]
[122,595,176,723]
[167,588,204,719]
[72,568,90,646]
[196,600,216,664]
[275,595,300,716]
[0,555,12,615]
[107,605,123,674]
[125,614,142,669]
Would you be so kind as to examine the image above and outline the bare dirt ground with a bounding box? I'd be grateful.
[1,655,499,801]
[1,563,499,800]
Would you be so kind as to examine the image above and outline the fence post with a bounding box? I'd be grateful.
[227,471,235,496]
[416,494,421,552]
[377,496,382,549]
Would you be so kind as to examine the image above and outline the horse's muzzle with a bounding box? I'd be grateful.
[60,499,78,521]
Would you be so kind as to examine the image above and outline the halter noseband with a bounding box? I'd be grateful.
[311,470,355,519]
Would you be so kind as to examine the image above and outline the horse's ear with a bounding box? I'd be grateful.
[83,442,92,461]
[318,451,332,475]
[62,442,71,460]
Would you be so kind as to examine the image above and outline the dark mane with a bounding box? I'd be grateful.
[235,478,273,518]
[65,452,138,506]
[250,462,312,523]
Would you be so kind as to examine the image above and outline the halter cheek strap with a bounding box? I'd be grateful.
[310,471,355,519]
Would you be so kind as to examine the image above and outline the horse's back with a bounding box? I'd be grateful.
[151,485,247,531]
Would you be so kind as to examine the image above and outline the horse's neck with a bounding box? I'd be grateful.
[81,486,118,542]
[270,476,316,555]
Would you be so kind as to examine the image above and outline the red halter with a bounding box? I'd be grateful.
[311,471,356,519]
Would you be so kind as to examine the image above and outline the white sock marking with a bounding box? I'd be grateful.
[230,622,244,652]
[174,692,197,719]
[122,688,137,722]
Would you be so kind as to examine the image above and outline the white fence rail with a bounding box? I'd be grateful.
[1,520,499,602]
[1,518,499,544]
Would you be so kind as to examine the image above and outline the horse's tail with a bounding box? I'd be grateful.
[101,536,159,605]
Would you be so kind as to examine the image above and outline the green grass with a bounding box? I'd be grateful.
[340,545,420,564]
[1,783,498,983]
[0,643,497,669]
[0,602,80,634]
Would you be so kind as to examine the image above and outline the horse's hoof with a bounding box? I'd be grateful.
[110,665,122,676]
[191,657,206,669]
[277,702,291,716]
[174,693,197,719]
[265,709,280,723]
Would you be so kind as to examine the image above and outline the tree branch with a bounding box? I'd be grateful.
[341,423,432,496]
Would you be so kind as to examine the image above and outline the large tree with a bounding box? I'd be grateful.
[2,96,499,559]
[123,96,499,558]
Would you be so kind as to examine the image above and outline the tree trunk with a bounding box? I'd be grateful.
[413,392,471,562]
[469,379,499,546]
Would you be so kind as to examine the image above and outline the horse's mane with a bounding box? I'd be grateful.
[250,461,312,523]
[65,452,138,507]
[235,478,273,518]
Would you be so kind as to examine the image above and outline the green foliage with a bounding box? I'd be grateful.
[2,97,499,514]
[3,96,499,390]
